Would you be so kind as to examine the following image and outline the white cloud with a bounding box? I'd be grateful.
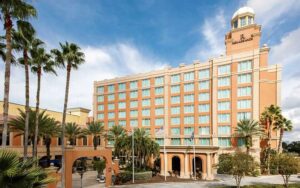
[0,43,167,115]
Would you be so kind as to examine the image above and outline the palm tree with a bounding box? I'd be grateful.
[235,119,265,154]
[51,42,84,187]
[9,109,58,157]
[64,123,83,146]
[273,115,293,153]
[260,104,282,174]
[30,40,57,158]
[106,125,125,158]
[1,0,37,148]
[13,20,36,159]
[0,149,53,187]
[83,121,104,150]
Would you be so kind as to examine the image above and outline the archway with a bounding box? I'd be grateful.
[192,157,202,178]
[172,156,181,176]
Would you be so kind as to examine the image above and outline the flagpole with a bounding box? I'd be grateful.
[132,128,135,183]
[193,140,196,180]
[164,127,167,181]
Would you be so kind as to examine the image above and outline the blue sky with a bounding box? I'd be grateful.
[1,0,300,141]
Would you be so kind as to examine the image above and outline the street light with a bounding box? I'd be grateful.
[76,160,87,188]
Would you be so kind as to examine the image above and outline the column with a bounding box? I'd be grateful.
[206,153,213,180]
[184,153,189,178]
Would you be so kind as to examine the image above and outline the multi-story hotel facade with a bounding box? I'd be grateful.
[94,7,281,179]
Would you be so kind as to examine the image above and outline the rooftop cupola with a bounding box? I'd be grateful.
[231,7,255,29]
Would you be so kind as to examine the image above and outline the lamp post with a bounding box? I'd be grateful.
[76,160,87,188]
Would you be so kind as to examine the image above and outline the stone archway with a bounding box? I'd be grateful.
[64,147,117,187]
[172,156,181,176]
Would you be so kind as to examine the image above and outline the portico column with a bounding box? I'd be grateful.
[184,153,189,178]
[206,153,213,180]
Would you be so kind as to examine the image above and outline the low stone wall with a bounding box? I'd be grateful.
[134,171,152,180]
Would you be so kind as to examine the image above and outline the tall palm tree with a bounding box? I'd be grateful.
[273,115,293,153]
[31,41,57,158]
[51,42,84,187]
[235,119,265,154]
[260,104,282,174]
[83,121,104,150]
[64,123,83,146]
[106,125,125,158]
[13,20,36,159]
[0,149,53,187]
[0,0,37,148]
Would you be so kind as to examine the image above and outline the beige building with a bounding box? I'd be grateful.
[93,7,281,179]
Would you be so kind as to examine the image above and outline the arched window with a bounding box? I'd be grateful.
[83,136,88,146]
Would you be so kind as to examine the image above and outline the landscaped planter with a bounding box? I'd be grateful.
[133,171,152,180]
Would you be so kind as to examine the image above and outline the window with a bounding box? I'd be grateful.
[108,94,115,101]
[155,76,164,85]
[155,108,164,115]
[218,64,231,75]
[108,121,115,128]
[218,77,230,87]
[142,109,150,116]
[218,90,230,99]
[199,138,210,146]
[218,101,230,111]
[108,112,115,119]
[184,127,194,135]
[218,126,231,135]
[145,128,150,135]
[237,112,251,121]
[155,97,164,105]
[97,86,104,93]
[184,83,194,92]
[171,138,181,145]
[130,81,138,89]
[199,127,210,135]
[199,69,210,79]
[184,138,194,145]
[184,116,194,124]
[142,118,150,126]
[238,74,252,84]
[218,138,231,147]
[199,115,209,124]
[155,138,164,146]
[142,89,150,97]
[240,16,246,27]
[184,105,194,113]
[97,113,104,120]
[171,128,180,135]
[155,87,164,95]
[184,72,194,81]
[118,102,126,109]
[97,105,104,111]
[237,100,251,109]
[238,60,252,72]
[238,138,246,147]
[108,103,115,110]
[82,136,88,146]
[171,74,180,83]
[118,83,126,91]
[199,81,209,90]
[155,118,164,126]
[155,128,164,136]
[248,16,253,24]
[130,110,138,117]
[171,117,180,125]
[184,94,194,103]
[142,99,150,107]
[171,107,180,115]
[238,87,252,97]
[142,79,150,88]
[97,95,104,102]
[108,140,114,145]
[108,84,115,92]
[171,85,180,94]
[233,20,238,28]
[118,92,126,100]
[130,119,138,127]
[130,100,138,108]
[118,111,126,118]
[171,96,180,104]
[218,114,230,123]
[199,93,209,101]
[130,90,138,98]
[199,104,210,112]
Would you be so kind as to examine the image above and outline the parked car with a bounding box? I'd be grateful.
[96,175,105,183]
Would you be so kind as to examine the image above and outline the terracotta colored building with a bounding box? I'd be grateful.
[93,7,281,179]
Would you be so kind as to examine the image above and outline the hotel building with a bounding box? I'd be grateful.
[94,7,281,179]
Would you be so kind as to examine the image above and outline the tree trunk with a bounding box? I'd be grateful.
[33,67,41,158]
[24,49,30,159]
[93,136,97,150]
[61,64,72,188]
[266,120,272,175]
[2,14,13,148]
[278,129,284,153]
[46,137,51,166]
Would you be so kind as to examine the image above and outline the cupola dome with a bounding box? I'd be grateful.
[231,7,255,29]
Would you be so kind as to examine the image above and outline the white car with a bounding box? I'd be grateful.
[96,175,105,183]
